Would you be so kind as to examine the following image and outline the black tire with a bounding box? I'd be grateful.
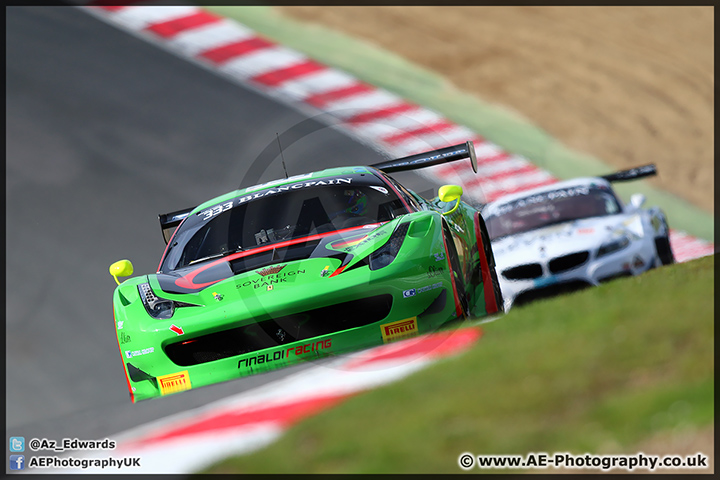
[655,235,675,266]
[476,214,504,313]
[442,221,469,319]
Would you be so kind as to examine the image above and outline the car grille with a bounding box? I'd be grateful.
[502,263,542,280]
[514,280,592,306]
[164,294,393,366]
[548,251,590,274]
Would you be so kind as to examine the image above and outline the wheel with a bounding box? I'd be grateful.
[442,221,469,319]
[475,213,504,314]
[655,235,675,265]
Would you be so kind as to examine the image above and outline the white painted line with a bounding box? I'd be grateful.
[219,46,308,79]
[476,170,556,199]
[325,90,402,116]
[474,142,506,161]
[475,157,535,177]
[375,107,445,131]
[108,6,200,30]
[275,69,359,101]
[347,120,409,139]
[348,107,443,137]
[167,19,256,56]
[385,125,477,154]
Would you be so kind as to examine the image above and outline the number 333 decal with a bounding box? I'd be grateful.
[200,201,233,221]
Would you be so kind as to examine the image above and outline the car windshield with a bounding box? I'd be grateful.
[485,185,622,240]
[160,173,408,271]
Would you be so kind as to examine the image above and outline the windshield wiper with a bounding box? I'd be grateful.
[188,246,243,266]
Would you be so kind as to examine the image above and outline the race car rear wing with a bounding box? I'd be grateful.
[601,164,656,183]
[159,207,193,244]
[370,141,478,174]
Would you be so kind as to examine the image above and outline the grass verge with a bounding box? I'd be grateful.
[198,5,712,242]
[202,254,714,473]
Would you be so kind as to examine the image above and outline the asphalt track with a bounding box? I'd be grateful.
[6,6,442,447]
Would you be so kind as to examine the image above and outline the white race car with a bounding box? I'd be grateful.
[481,165,674,310]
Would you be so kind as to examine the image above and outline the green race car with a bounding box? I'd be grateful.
[109,142,503,402]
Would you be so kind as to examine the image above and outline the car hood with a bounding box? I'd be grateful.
[490,214,642,267]
[153,222,396,295]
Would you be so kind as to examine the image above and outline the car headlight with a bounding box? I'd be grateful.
[369,222,409,270]
[138,283,176,319]
[597,234,631,258]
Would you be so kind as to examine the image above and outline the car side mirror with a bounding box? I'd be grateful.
[629,193,646,210]
[439,185,463,215]
[109,259,134,285]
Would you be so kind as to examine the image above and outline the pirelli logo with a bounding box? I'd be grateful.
[380,317,419,343]
[157,370,191,396]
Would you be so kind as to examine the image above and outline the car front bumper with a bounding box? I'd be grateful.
[497,239,656,311]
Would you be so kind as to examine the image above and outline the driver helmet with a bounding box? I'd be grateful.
[344,189,368,216]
